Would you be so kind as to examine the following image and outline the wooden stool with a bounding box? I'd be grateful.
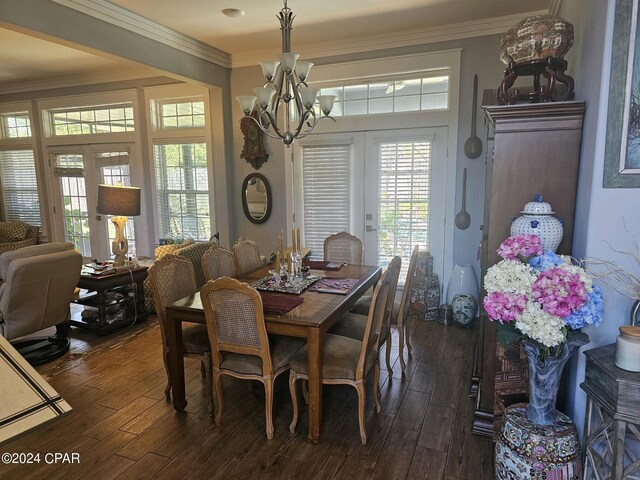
[495,403,582,479]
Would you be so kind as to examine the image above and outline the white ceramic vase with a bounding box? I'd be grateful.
[446,264,479,316]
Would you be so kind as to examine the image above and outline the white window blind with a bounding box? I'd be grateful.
[0,149,41,226]
[153,142,210,241]
[301,143,351,260]
[377,140,431,280]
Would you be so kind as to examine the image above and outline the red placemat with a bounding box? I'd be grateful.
[303,260,344,271]
[259,291,304,315]
[307,277,359,295]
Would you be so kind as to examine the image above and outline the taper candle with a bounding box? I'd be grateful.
[296,227,301,252]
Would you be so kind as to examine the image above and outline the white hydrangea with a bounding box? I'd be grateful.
[515,302,566,347]
[558,264,593,292]
[484,259,536,295]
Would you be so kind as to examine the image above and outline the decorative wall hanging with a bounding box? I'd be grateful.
[240,112,269,169]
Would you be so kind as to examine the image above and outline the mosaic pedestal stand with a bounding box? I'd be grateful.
[495,403,582,479]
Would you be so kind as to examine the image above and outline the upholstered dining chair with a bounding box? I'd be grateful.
[288,268,391,445]
[323,231,364,265]
[201,244,237,281]
[232,237,262,274]
[348,246,419,373]
[329,256,401,374]
[148,254,213,413]
[200,277,304,439]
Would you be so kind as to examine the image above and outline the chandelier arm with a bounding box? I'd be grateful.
[260,110,287,139]
[295,116,337,141]
[244,113,287,141]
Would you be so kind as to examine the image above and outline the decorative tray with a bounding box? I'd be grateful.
[251,274,322,295]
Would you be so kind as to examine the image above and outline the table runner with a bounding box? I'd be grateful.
[308,277,359,295]
[303,260,344,271]
[259,291,304,315]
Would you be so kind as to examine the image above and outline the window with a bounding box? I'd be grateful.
[318,75,449,117]
[1,112,32,138]
[159,100,205,129]
[300,143,351,259]
[154,142,210,240]
[0,149,41,226]
[53,153,90,255]
[377,140,431,280]
[49,104,135,136]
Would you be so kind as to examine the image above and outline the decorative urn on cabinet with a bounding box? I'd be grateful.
[510,194,563,252]
[499,15,574,65]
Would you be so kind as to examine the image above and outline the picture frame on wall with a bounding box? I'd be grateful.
[604,0,640,187]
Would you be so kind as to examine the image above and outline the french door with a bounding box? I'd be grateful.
[294,127,448,281]
[47,144,138,260]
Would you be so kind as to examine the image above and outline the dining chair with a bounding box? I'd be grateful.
[148,254,213,413]
[288,269,391,445]
[201,244,237,281]
[329,256,401,374]
[349,246,419,372]
[323,231,363,265]
[200,277,305,439]
[232,237,262,274]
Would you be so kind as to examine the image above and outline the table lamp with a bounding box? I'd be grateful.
[97,184,141,267]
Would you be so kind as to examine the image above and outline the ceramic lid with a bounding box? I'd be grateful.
[520,194,555,215]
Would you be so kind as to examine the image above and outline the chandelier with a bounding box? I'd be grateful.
[236,1,336,146]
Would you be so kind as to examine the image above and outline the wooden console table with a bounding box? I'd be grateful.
[581,344,640,479]
[70,266,149,334]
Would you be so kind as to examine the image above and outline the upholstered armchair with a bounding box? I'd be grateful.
[0,221,39,255]
[0,242,82,364]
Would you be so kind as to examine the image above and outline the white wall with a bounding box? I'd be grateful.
[559,0,640,438]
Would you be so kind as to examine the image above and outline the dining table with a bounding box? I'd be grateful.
[164,262,382,444]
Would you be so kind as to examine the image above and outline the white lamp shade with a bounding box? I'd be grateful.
[279,53,300,73]
[259,61,280,81]
[295,61,313,81]
[253,87,276,110]
[236,95,257,115]
[299,87,319,109]
[318,95,336,115]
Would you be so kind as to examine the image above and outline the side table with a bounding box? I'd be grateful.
[70,266,149,334]
[581,344,640,479]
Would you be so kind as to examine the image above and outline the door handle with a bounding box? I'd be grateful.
[366,225,377,232]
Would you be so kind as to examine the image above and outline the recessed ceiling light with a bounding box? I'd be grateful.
[223,8,245,18]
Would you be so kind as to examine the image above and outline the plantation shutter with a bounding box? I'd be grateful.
[377,140,431,281]
[0,149,41,226]
[301,143,351,260]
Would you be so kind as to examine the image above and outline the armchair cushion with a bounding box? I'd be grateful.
[0,242,74,281]
[0,221,29,242]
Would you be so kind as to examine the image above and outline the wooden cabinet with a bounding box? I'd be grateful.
[471,101,585,437]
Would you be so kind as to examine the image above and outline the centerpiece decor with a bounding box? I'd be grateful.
[484,233,603,424]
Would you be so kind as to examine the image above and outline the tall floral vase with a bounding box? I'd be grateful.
[446,264,479,316]
[495,332,589,480]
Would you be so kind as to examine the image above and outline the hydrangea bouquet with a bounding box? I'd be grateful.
[484,234,604,358]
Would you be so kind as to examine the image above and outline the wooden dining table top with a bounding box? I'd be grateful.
[168,263,382,331]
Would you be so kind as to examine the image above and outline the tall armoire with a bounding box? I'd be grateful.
[471,100,585,437]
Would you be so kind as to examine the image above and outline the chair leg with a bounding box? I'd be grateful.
[289,371,299,433]
[385,335,392,376]
[200,359,206,378]
[264,379,275,440]
[162,348,172,400]
[203,353,214,417]
[373,362,382,413]
[397,324,407,374]
[405,317,413,356]
[356,382,367,445]
[301,379,309,404]
[213,370,224,426]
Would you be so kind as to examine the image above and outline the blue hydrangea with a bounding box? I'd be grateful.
[564,286,604,330]
[529,252,565,272]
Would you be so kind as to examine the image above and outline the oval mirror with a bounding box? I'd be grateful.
[242,173,272,224]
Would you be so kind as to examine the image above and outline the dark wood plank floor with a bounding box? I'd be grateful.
[2,316,494,479]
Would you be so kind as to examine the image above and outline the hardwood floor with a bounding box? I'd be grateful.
[2,316,494,479]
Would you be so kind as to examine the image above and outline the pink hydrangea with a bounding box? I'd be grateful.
[531,268,587,318]
[497,234,543,260]
[483,291,528,322]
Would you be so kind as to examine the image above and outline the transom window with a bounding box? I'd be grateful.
[50,104,135,136]
[318,76,449,116]
[160,101,205,129]
[1,113,32,138]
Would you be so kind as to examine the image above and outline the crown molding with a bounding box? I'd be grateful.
[549,0,563,15]
[52,0,232,68]
[231,9,548,68]
[0,66,157,95]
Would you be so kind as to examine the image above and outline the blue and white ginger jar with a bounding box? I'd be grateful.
[510,194,563,253]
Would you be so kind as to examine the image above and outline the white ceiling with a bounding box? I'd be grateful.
[0,0,552,91]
